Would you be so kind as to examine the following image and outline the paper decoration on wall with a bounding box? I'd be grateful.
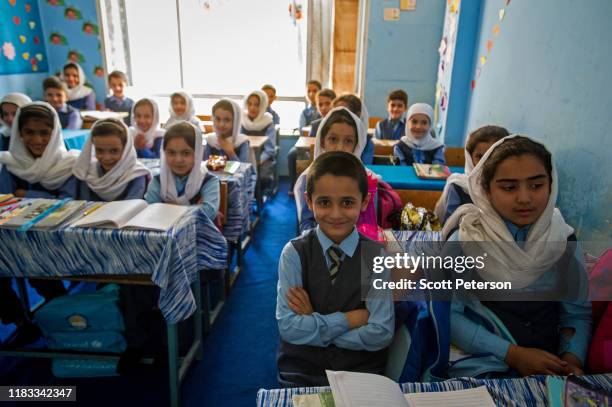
[49,32,67,45]
[8,0,16,6]
[28,21,35,29]
[22,52,29,60]
[34,35,40,44]
[35,53,43,61]
[492,24,500,36]
[486,40,493,52]
[19,35,26,44]
[472,4,511,90]
[13,16,21,25]
[480,55,487,66]
[449,0,459,14]
[94,66,104,78]
[46,0,65,5]
[438,37,448,56]
[288,2,303,21]
[505,0,511,5]
[64,6,82,20]
[384,8,400,21]
[67,50,85,64]
[2,42,16,60]
[82,21,99,35]
[499,9,505,21]
[25,3,31,12]
[400,0,416,11]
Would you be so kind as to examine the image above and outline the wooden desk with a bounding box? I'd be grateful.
[295,136,316,150]
[371,138,397,155]
[201,120,213,133]
[81,111,129,129]
[245,135,268,151]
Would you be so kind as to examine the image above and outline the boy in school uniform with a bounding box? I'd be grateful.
[262,84,280,126]
[299,80,322,128]
[277,151,394,387]
[308,88,336,137]
[104,70,134,125]
[43,76,82,130]
[375,89,408,140]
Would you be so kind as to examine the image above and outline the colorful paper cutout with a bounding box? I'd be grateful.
[476,67,481,78]
[46,0,65,6]
[29,20,35,29]
[499,9,505,21]
[67,50,85,63]
[35,53,43,61]
[64,7,82,20]
[49,32,67,45]
[480,55,487,66]
[33,35,40,44]
[486,40,493,52]
[471,80,476,90]
[9,0,16,6]
[82,22,99,35]
[25,3,31,12]
[2,42,16,60]
[505,0,511,5]
[493,24,500,36]
[94,66,104,77]
[12,16,21,25]
[19,35,26,44]
[22,52,29,60]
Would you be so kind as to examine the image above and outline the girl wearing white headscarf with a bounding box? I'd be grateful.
[0,102,77,198]
[332,94,375,165]
[73,118,150,201]
[443,135,591,378]
[393,103,445,165]
[241,90,276,162]
[294,106,369,233]
[203,98,252,164]
[164,90,202,129]
[144,121,219,220]
[1,93,32,148]
[62,62,96,110]
[129,98,165,159]
[434,125,509,223]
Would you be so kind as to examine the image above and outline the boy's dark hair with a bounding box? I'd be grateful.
[212,100,234,117]
[18,104,54,131]
[320,109,358,145]
[316,88,336,101]
[306,151,368,199]
[108,70,128,84]
[307,80,322,90]
[333,94,362,117]
[480,136,552,191]
[91,118,128,146]
[466,125,509,154]
[387,89,408,105]
[261,84,276,94]
[163,122,196,150]
[43,76,68,93]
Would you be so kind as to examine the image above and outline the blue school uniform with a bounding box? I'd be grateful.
[56,104,83,130]
[375,118,405,140]
[276,226,394,386]
[393,142,445,165]
[144,172,220,220]
[202,142,250,164]
[136,138,163,159]
[266,106,280,126]
[104,95,134,125]
[67,92,96,111]
[0,166,77,199]
[77,172,148,201]
[294,172,316,234]
[361,137,374,165]
[441,183,472,223]
[447,221,592,378]
[299,104,320,128]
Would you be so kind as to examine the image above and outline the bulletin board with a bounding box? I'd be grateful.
[0,0,49,75]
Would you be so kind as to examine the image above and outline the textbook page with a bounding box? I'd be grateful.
[122,203,189,231]
[326,370,408,407]
[72,199,147,228]
[403,386,495,407]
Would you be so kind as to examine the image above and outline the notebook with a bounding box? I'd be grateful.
[71,199,189,231]
[33,200,88,230]
[326,370,495,407]
[0,199,59,229]
[412,163,451,180]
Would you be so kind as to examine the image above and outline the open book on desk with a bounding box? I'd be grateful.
[71,199,189,232]
[325,370,495,407]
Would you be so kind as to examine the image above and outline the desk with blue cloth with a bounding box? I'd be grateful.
[367,165,464,210]
[0,208,227,407]
[256,374,612,407]
[62,128,91,150]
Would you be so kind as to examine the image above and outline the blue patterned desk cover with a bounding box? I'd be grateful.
[0,208,227,324]
[256,374,612,407]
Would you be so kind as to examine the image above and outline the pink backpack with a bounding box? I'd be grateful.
[376,180,403,229]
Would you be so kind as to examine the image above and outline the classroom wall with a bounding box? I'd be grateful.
[464,0,612,249]
[362,0,445,119]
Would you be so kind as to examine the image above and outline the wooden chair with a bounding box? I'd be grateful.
[444,147,465,167]
[219,181,228,226]
[368,116,383,129]
[295,144,315,178]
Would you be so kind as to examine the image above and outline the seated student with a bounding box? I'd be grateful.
[43,76,83,130]
[434,125,509,223]
[129,98,165,159]
[308,88,336,138]
[73,118,150,201]
[393,103,445,166]
[277,151,394,387]
[62,62,96,110]
[104,70,134,125]
[241,90,276,191]
[0,93,31,151]
[442,135,591,378]
[375,89,407,140]
[145,121,219,220]
[299,80,322,128]
[163,90,201,129]
[203,98,251,163]
[294,107,368,233]
[332,94,375,165]
[262,84,280,125]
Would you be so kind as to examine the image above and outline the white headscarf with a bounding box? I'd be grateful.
[434,142,475,221]
[73,119,151,201]
[400,103,443,151]
[164,90,201,129]
[206,98,249,150]
[0,101,77,190]
[128,98,165,149]
[61,62,93,101]
[241,90,273,131]
[160,122,207,205]
[441,134,575,289]
[1,93,32,136]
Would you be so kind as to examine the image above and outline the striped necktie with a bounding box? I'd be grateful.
[327,245,343,282]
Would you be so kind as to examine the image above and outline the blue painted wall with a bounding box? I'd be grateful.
[363,0,445,119]
[464,0,611,247]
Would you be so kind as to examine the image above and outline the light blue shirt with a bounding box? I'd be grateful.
[144,173,220,220]
[299,105,320,128]
[393,143,446,165]
[276,226,395,351]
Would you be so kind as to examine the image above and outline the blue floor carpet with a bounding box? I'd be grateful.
[0,178,295,406]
